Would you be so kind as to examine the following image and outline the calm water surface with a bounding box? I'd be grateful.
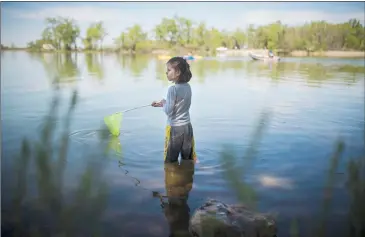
[1,51,364,237]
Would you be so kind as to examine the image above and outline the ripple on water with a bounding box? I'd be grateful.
[69,129,164,191]
[195,147,225,175]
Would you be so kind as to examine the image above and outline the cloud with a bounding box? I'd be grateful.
[5,5,365,29]
[2,6,164,37]
[5,6,126,22]
[240,9,365,26]
[3,6,176,32]
[2,6,162,46]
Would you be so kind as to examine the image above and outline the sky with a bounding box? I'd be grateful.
[1,1,364,48]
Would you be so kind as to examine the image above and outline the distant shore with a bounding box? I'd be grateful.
[1,47,364,58]
[285,50,364,58]
[216,49,365,58]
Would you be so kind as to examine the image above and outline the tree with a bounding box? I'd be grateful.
[29,16,365,53]
[193,22,207,48]
[83,21,107,50]
[232,28,246,49]
[42,17,80,50]
[115,24,147,52]
[154,17,178,46]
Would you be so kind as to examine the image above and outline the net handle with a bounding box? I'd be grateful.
[121,104,151,113]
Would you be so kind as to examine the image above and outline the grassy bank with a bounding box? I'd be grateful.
[290,50,365,58]
[0,47,28,52]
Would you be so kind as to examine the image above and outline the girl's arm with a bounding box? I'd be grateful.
[162,86,176,116]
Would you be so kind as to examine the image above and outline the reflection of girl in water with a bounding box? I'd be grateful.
[159,160,195,237]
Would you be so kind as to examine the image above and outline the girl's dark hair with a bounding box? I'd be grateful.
[167,57,192,83]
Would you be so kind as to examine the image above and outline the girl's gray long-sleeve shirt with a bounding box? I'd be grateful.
[162,83,192,126]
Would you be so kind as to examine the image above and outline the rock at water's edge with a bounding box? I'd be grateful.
[189,199,277,237]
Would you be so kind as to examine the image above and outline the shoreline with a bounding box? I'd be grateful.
[1,48,364,58]
[221,49,365,58]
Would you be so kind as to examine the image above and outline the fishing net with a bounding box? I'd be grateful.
[103,104,150,136]
[104,112,123,136]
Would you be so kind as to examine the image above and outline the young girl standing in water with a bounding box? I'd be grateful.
[152,57,197,163]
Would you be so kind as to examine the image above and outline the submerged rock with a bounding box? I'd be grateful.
[189,199,277,237]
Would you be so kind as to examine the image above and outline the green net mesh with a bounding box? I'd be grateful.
[104,112,123,136]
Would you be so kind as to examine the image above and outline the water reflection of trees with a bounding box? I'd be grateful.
[155,59,245,84]
[279,62,362,87]
[85,53,105,80]
[155,60,170,86]
[155,58,364,86]
[117,54,150,78]
[29,53,363,88]
[2,88,110,237]
[245,61,363,86]
[29,52,80,85]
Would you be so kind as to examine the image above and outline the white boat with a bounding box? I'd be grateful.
[216,47,228,57]
[249,52,280,62]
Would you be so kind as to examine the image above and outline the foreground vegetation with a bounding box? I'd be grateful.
[12,16,365,55]
[218,110,364,237]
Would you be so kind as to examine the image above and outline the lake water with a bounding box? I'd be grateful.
[1,51,364,237]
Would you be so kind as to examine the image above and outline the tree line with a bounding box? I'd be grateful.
[25,16,365,53]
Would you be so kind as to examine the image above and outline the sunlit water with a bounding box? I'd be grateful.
[1,51,364,237]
